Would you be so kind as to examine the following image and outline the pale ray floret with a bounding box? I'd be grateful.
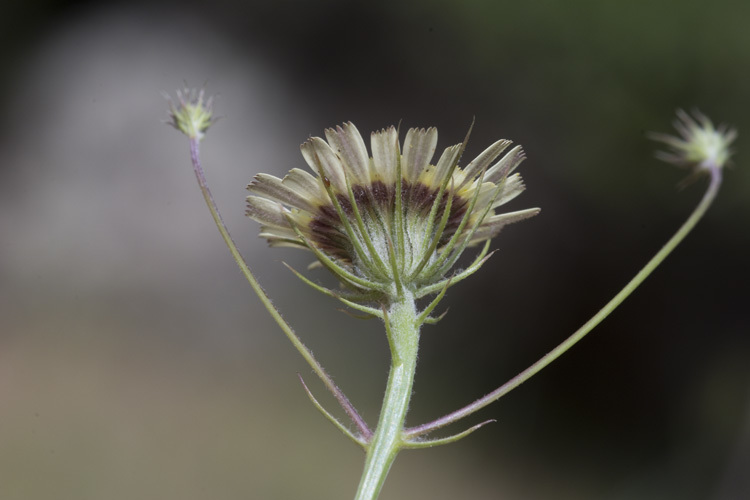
[325,122,372,185]
[246,121,540,304]
[486,144,525,182]
[370,127,400,189]
[403,127,438,186]
[458,139,512,187]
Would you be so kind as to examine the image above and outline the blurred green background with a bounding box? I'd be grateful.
[1,0,749,499]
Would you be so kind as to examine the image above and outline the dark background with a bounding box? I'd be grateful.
[1,1,748,499]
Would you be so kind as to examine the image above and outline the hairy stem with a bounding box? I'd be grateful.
[188,138,369,438]
[354,292,421,500]
[407,165,723,438]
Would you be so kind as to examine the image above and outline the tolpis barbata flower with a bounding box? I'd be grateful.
[650,109,736,174]
[246,123,540,303]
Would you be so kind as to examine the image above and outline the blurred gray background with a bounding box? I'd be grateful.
[1,1,749,499]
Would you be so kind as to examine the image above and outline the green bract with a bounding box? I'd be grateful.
[245,123,539,304]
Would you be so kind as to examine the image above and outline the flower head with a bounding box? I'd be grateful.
[650,109,736,173]
[246,123,539,302]
[165,87,215,140]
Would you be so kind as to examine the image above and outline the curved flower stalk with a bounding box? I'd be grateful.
[167,89,735,500]
[165,88,371,442]
[404,110,736,440]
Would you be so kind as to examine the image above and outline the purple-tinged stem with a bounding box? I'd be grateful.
[188,137,372,440]
[405,165,723,439]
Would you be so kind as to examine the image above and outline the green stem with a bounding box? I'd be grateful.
[188,138,370,438]
[354,292,421,500]
[407,165,723,438]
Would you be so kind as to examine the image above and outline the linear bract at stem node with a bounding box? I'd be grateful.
[166,89,736,500]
